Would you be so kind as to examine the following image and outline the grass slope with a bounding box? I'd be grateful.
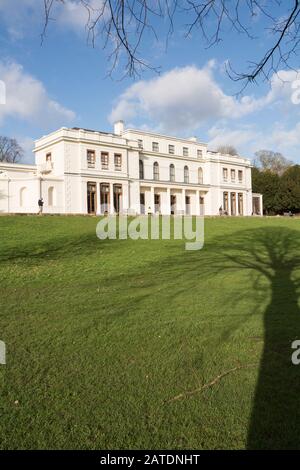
[0,215,300,449]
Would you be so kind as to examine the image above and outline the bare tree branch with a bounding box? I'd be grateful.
[0,137,24,163]
[41,1,300,83]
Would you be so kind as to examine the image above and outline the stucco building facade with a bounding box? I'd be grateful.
[0,121,263,216]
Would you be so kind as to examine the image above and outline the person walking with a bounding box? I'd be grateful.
[38,197,44,215]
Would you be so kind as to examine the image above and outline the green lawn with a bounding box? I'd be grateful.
[1,215,300,449]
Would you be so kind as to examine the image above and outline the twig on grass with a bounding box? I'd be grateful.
[166,363,258,403]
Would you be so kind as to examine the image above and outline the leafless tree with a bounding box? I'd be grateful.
[42,1,300,83]
[254,150,293,175]
[0,136,24,163]
[217,144,238,156]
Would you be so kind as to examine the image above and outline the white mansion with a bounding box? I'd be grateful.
[0,121,263,216]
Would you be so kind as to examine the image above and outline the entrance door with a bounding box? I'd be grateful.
[185,195,191,215]
[230,193,236,216]
[171,195,176,215]
[100,183,110,214]
[113,185,122,213]
[87,182,96,214]
[238,193,243,215]
[140,193,145,214]
[200,196,205,215]
[154,194,160,213]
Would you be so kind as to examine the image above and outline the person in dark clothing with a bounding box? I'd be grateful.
[38,197,44,215]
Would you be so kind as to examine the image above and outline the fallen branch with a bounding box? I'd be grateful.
[166,363,257,403]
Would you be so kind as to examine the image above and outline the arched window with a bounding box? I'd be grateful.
[20,187,27,207]
[169,164,175,182]
[198,167,203,184]
[48,186,55,206]
[139,160,144,179]
[184,165,189,183]
[153,162,159,181]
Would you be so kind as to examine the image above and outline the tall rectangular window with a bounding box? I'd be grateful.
[46,152,52,162]
[183,147,189,157]
[138,139,143,149]
[223,192,228,212]
[238,193,243,215]
[87,150,95,168]
[101,152,109,169]
[152,142,159,152]
[169,164,175,182]
[223,168,228,181]
[114,153,122,170]
[197,149,203,158]
[231,169,236,181]
[169,144,175,155]
[238,170,243,182]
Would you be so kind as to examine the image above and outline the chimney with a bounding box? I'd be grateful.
[114,120,124,135]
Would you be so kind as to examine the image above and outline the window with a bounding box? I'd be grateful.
[138,139,143,149]
[223,168,228,181]
[183,147,189,157]
[169,164,175,182]
[184,165,189,183]
[139,160,144,179]
[87,182,97,214]
[238,193,243,215]
[101,152,109,169]
[48,186,55,206]
[231,169,236,181]
[223,192,228,212]
[154,194,160,213]
[152,142,159,152]
[20,187,27,207]
[198,167,203,184]
[238,170,243,182]
[100,183,110,214]
[46,153,52,162]
[87,150,95,168]
[114,153,122,170]
[185,195,191,215]
[197,149,203,158]
[153,161,159,180]
[231,192,236,216]
[169,144,175,155]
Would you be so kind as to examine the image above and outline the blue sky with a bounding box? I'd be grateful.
[0,0,300,163]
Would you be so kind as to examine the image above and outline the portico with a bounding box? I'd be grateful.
[139,183,209,215]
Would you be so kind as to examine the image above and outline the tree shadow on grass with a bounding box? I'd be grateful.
[195,226,300,449]
[136,225,300,448]
[236,227,300,449]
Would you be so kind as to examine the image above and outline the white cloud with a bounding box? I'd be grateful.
[109,64,300,136]
[0,61,76,126]
[207,121,300,161]
[55,0,102,30]
[0,0,105,39]
[109,64,269,134]
[19,136,35,164]
[262,122,300,152]
[208,125,257,152]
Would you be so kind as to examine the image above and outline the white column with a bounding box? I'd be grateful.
[122,182,129,214]
[150,186,155,214]
[196,190,200,216]
[259,194,263,216]
[166,187,171,215]
[228,192,232,216]
[182,188,186,214]
[96,182,101,215]
[110,182,114,214]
